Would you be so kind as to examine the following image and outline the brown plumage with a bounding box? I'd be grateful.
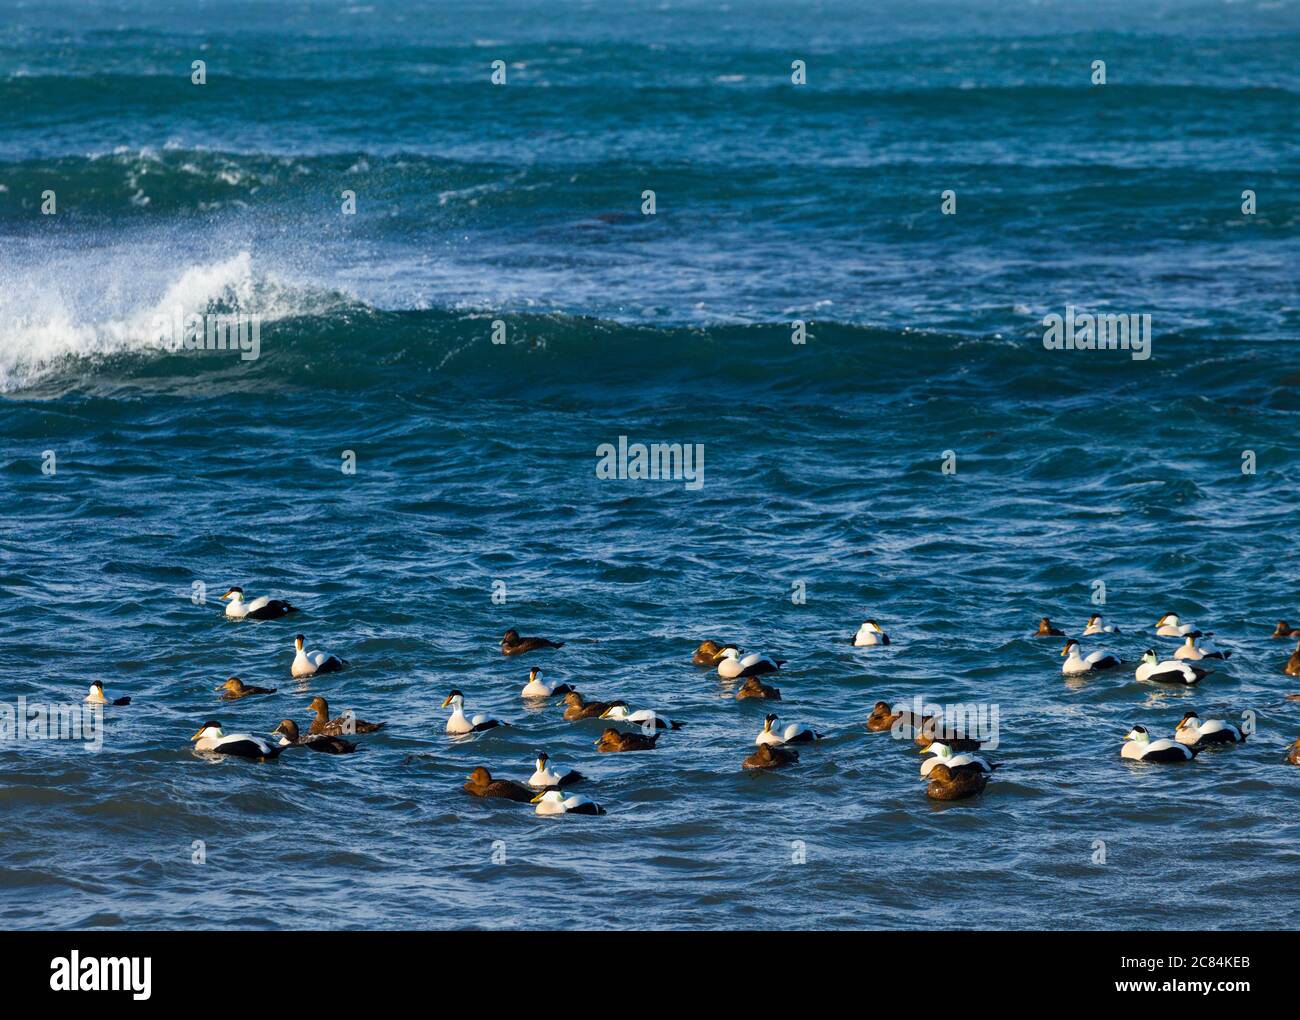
[1036,617,1064,637]
[925,763,988,801]
[736,676,781,700]
[501,628,565,656]
[218,677,276,700]
[865,700,933,734]
[743,743,799,770]
[464,766,535,802]
[563,691,622,721]
[595,727,659,753]
[1273,620,1300,639]
[692,640,728,666]
[308,696,384,736]
[1286,642,1300,678]
[272,719,357,754]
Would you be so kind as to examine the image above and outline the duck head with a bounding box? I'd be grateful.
[309,696,330,716]
[1060,639,1080,657]
[441,690,465,710]
[1156,613,1179,627]
[191,720,224,742]
[271,719,299,743]
[527,666,541,681]
[1275,620,1293,636]
[719,647,741,660]
[501,629,521,645]
[1124,725,1151,744]
[535,752,550,770]
[764,712,779,732]
[217,677,245,693]
[294,634,305,651]
[220,587,244,601]
[1140,649,1158,665]
[563,691,585,709]
[1176,712,1200,732]
[595,728,620,748]
[531,789,564,805]
[467,766,493,786]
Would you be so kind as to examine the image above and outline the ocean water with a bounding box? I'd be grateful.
[2,0,1300,930]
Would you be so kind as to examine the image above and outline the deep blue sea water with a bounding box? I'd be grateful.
[2,0,1300,930]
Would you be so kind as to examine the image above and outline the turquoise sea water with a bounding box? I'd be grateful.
[1,0,1299,929]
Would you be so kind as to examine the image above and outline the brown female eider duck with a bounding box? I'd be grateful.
[1286,641,1300,678]
[501,628,564,656]
[463,766,534,802]
[1035,617,1065,637]
[743,743,799,770]
[595,728,659,753]
[692,640,728,666]
[1286,739,1300,766]
[562,691,622,721]
[925,762,988,800]
[736,676,781,701]
[272,719,357,754]
[217,677,276,700]
[308,696,384,735]
[85,681,131,706]
[1272,620,1300,639]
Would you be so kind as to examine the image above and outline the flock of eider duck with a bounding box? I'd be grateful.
[82,591,1300,812]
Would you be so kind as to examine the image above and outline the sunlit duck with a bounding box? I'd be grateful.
[852,621,891,646]
[866,701,931,736]
[1135,650,1207,685]
[925,762,988,801]
[1155,613,1197,637]
[600,704,683,730]
[563,691,621,721]
[693,640,729,666]
[1286,739,1300,766]
[1121,725,1194,763]
[272,719,357,754]
[736,676,781,700]
[463,766,533,802]
[1082,614,1121,635]
[1173,712,1244,748]
[1035,617,1065,637]
[190,721,281,761]
[291,634,346,677]
[521,666,574,699]
[716,648,785,679]
[919,741,994,777]
[595,728,658,753]
[217,677,276,700]
[501,628,564,656]
[1287,641,1300,677]
[85,680,130,706]
[528,752,584,789]
[308,697,383,735]
[1060,639,1121,674]
[755,713,820,746]
[1272,620,1300,639]
[1174,632,1229,661]
[743,743,799,770]
[442,691,506,735]
[221,586,297,620]
[532,790,605,815]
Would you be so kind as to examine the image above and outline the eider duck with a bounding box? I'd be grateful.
[1135,650,1207,685]
[692,640,729,666]
[865,701,931,736]
[1287,640,1300,678]
[221,587,297,620]
[308,696,383,735]
[925,762,988,801]
[743,743,799,770]
[716,648,785,679]
[217,677,276,700]
[85,681,130,706]
[272,719,357,754]
[755,713,820,746]
[290,634,346,677]
[463,766,534,803]
[1173,712,1244,748]
[531,790,605,815]
[1155,613,1197,637]
[190,721,281,761]
[520,666,574,699]
[1060,639,1121,674]
[562,691,621,721]
[599,704,683,730]
[1174,632,1229,661]
[1035,617,1065,637]
[919,741,994,777]
[852,621,891,646]
[442,691,506,735]
[500,628,564,656]
[1272,620,1300,639]
[1286,739,1300,766]
[1082,613,1121,635]
[1121,725,1195,763]
[528,752,584,789]
[595,727,658,753]
[736,676,781,700]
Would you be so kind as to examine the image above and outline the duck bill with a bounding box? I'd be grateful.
[440,695,454,708]
[190,728,205,741]
[530,792,545,803]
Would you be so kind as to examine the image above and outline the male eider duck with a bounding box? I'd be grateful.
[743,743,799,770]
[1121,725,1195,763]
[1285,640,1300,677]
[500,628,564,656]
[919,741,995,777]
[595,728,658,753]
[463,766,534,803]
[692,640,729,666]
[1155,613,1197,637]
[915,727,984,753]
[221,586,297,620]
[217,677,276,700]
[600,703,683,730]
[755,713,820,746]
[272,719,357,754]
[1174,632,1229,661]
[190,721,281,761]
[1173,712,1244,749]
[520,666,574,699]
[528,752,584,789]
[736,676,781,700]
[562,690,622,721]
[716,648,785,679]
[308,696,383,735]
[925,763,988,801]
[1082,614,1121,635]
[290,634,347,678]
[532,790,605,815]
[1286,739,1300,766]
[1035,617,1065,637]
[442,691,506,735]
[85,680,130,706]
[1272,620,1300,639]
[1060,639,1121,674]
[852,621,891,646]
[1135,650,1207,685]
